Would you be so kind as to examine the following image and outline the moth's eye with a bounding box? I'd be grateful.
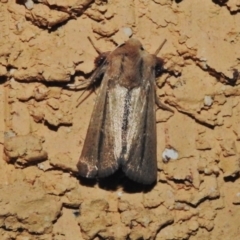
[141,46,144,50]
[95,56,105,66]
[94,52,110,67]
[155,58,164,77]
[155,65,163,77]
[155,63,164,77]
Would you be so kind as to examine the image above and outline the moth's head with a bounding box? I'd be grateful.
[124,38,144,51]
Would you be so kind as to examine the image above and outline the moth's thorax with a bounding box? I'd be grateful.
[102,39,164,89]
[106,40,146,89]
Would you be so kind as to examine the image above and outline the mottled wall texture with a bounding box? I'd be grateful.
[1,0,240,239]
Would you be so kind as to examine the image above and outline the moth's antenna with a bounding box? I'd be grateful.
[154,39,167,55]
[88,37,102,55]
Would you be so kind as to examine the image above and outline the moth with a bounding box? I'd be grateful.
[77,38,171,184]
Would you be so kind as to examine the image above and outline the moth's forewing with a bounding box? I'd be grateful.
[77,49,123,178]
[121,52,158,184]
[77,70,110,177]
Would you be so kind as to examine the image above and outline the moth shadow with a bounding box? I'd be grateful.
[77,176,97,187]
[98,169,156,193]
[76,170,156,193]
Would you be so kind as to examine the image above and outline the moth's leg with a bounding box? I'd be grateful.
[155,90,174,113]
[67,79,93,90]
[67,51,110,90]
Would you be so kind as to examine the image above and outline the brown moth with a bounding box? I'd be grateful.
[77,38,170,184]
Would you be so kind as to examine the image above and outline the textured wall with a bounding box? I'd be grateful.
[1,0,240,239]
